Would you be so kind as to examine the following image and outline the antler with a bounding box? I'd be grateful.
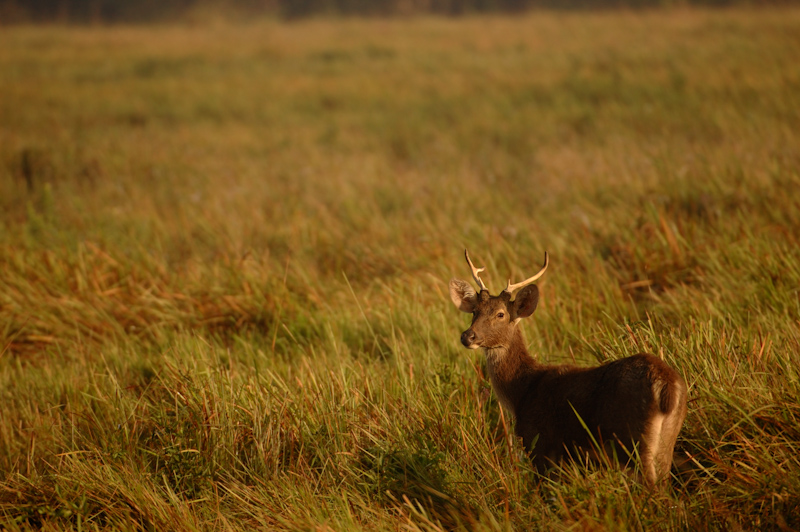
[504,252,549,294]
[464,249,488,292]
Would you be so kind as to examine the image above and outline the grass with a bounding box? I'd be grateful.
[1,7,800,530]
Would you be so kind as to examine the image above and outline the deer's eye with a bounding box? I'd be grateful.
[496,312,505,319]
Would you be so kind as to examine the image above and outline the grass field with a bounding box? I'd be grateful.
[1,7,800,530]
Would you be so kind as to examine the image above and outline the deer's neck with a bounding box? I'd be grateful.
[484,328,539,417]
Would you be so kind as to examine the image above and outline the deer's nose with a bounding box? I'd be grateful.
[461,329,477,347]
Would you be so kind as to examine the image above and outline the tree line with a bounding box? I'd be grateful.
[0,0,784,23]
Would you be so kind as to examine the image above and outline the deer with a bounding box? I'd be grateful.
[449,250,688,487]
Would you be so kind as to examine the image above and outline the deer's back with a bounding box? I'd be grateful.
[514,353,685,463]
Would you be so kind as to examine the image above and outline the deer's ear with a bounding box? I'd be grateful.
[512,285,539,319]
[449,279,477,313]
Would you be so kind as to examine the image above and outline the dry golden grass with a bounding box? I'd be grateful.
[1,7,800,530]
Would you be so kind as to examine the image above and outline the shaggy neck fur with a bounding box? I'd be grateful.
[483,327,538,417]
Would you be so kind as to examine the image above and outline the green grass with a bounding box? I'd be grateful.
[1,7,800,530]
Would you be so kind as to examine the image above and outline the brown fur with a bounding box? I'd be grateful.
[450,273,688,486]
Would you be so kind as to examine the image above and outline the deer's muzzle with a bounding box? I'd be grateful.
[461,329,480,349]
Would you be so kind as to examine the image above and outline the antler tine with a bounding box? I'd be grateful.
[504,252,549,294]
[464,249,488,292]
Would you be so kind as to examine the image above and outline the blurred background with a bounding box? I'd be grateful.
[2,0,793,23]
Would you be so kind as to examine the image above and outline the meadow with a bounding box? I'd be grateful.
[1,7,800,530]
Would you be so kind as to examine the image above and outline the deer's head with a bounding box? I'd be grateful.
[449,250,548,350]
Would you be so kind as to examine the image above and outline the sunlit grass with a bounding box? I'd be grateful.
[1,7,800,530]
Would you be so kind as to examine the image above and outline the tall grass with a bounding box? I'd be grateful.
[1,8,800,530]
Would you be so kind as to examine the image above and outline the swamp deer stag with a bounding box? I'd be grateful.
[449,250,687,486]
